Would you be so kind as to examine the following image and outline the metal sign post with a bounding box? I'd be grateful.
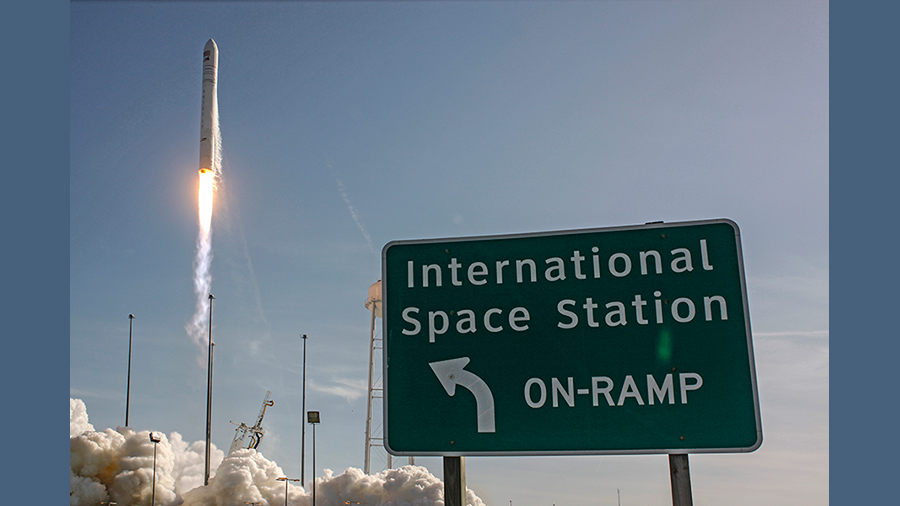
[443,456,466,506]
[669,453,693,506]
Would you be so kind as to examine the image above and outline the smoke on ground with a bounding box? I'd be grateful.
[70,398,485,506]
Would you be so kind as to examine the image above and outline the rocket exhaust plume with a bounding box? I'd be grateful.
[187,39,220,352]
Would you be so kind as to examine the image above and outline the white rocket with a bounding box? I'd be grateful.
[199,39,218,174]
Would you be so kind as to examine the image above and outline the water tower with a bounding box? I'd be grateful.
[364,279,414,473]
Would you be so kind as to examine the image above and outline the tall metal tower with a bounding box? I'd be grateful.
[364,280,386,474]
[229,390,274,454]
[364,279,415,474]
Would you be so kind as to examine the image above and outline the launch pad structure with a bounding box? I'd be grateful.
[229,391,274,454]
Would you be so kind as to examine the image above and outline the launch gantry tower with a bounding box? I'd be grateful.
[229,390,274,454]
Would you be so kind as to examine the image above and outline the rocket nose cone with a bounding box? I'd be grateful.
[205,39,217,52]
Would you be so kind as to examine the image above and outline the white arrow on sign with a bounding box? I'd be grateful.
[429,357,496,433]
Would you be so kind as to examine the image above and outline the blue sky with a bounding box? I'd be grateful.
[70,2,828,505]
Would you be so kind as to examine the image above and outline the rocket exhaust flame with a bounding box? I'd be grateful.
[187,169,216,352]
[187,39,220,352]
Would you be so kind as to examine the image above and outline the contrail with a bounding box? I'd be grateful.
[335,175,376,253]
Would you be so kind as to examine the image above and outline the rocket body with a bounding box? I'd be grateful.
[199,39,218,174]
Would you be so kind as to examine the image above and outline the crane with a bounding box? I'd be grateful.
[229,391,274,454]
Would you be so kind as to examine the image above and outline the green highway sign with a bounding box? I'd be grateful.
[382,219,761,455]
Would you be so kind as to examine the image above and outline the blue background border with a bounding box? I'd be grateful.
[6,0,69,502]
[831,0,898,503]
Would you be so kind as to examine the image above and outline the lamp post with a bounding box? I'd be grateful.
[276,477,301,506]
[204,293,215,486]
[300,334,308,485]
[308,411,320,506]
[125,313,134,427]
[150,431,161,506]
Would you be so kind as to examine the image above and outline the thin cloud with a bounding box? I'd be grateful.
[309,378,367,402]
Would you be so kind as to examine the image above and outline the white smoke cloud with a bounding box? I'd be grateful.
[71,399,485,506]
[69,426,174,506]
[316,466,485,506]
[169,432,225,496]
[70,398,94,437]
[179,448,288,506]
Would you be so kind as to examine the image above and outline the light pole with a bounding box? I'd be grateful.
[276,477,301,506]
[204,293,215,486]
[150,432,161,506]
[308,411,320,506]
[125,313,134,427]
[300,333,308,485]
